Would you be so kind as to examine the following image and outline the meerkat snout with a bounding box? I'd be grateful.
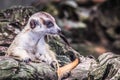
[42,18,61,35]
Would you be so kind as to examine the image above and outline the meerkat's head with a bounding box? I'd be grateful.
[26,12,61,36]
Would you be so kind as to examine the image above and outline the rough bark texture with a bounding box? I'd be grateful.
[0,6,120,80]
[0,57,57,80]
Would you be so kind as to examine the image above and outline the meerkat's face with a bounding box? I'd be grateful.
[27,12,61,36]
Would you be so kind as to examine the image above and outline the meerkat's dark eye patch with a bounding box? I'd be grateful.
[44,20,54,28]
[30,19,39,29]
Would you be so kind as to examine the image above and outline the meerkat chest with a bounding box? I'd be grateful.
[36,41,49,54]
[19,32,39,52]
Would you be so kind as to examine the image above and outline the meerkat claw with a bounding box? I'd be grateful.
[22,58,31,63]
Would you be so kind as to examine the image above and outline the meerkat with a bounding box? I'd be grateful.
[6,12,80,79]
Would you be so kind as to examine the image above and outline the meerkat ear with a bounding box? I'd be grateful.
[30,19,38,29]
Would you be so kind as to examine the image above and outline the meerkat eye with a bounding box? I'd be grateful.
[30,19,39,29]
[44,20,54,28]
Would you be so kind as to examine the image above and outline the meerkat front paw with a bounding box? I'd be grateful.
[12,49,32,63]
[11,54,32,63]
[22,57,31,63]
[19,54,32,63]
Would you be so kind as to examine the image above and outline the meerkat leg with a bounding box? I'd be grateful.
[57,58,80,79]
[10,48,32,63]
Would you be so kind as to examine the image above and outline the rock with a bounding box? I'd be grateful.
[90,52,120,80]
[0,57,57,80]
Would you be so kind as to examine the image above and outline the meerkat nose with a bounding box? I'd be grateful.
[57,29,61,34]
